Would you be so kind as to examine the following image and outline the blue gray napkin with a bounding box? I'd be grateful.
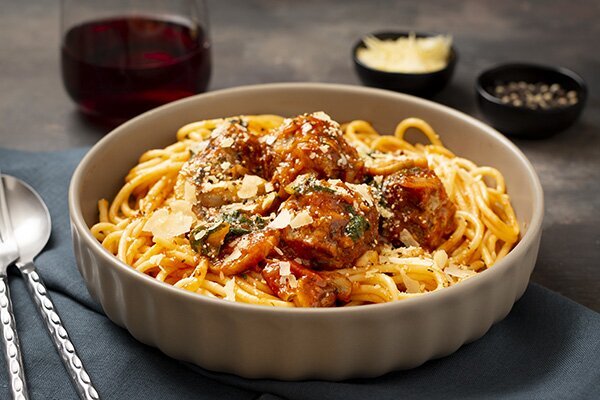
[0,147,599,400]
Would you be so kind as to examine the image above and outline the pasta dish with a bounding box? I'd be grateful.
[91,112,519,307]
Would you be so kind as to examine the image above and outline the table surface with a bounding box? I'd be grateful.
[0,0,598,311]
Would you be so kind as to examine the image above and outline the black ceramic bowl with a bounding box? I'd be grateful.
[352,31,457,97]
[476,63,587,138]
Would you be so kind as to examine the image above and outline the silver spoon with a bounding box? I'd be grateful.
[3,175,99,400]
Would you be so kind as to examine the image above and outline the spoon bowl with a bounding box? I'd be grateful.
[3,175,51,262]
[3,174,99,399]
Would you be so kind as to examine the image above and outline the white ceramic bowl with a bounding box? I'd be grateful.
[68,83,544,380]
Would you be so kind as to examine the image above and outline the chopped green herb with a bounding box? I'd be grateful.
[287,175,335,195]
[345,214,370,241]
[189,221,230,258]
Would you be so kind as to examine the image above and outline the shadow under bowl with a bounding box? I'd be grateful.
[476,63,587,138]
[352,31,457,98]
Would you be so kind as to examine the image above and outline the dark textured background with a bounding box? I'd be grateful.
[0,0,598,311]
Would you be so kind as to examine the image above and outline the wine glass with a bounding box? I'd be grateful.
[61,0,211,123]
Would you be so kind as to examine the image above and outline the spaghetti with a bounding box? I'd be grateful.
[91,113,519,307]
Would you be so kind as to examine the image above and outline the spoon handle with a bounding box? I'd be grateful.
[19,263,100,400]
[0,274,30,400]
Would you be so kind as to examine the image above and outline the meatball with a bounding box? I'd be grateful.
[262,259,352,307]
[178,119,269,207]
[267,112,364,193]
[380,167,456,251]
[276,175,378,269]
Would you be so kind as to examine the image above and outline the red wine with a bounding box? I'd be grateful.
[62,16,211,121]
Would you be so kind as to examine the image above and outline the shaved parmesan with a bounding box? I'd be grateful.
[433,250,448,269]
[268,209,292,229]
[401,271,421,293]
[264,135,276,145]
[183,180,197,203]
[279,261,291,276]
[264,182,275,193]
[378,204,394,219]
[223,279,236,301]
[148,254,164,265]
[190,141,208,153]
[220,137,234,148]
[311,111,333,122]
[289,210,313,229]
[170,200,195,218]
[287,274,298,289]
[238,174,265,199]
[445,265,476,279]
[143,208,193,240]
[347,183,374,206]
[400,229,420,248]
[224,248,242,263]
[301,122,313,134]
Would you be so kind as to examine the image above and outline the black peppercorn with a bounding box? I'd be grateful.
[489,81,577,110]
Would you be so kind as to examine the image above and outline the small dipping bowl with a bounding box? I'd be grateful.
[352,31,457,97]
[476,63,587,138]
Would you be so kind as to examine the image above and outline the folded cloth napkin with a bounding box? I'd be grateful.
[0,147,598,400]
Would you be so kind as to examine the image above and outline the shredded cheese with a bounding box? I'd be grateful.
[357,33,452,73]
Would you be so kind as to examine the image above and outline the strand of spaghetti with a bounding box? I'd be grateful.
[394,118,443,146]
[125,237,147,266]
[176,118,224,141]
[126,158,163,181]
[452,210,484,262]
[473,182,519,243]
[233,288,294,307]
[140,176,172,214]
[132,243,163,267]
[109,160,184,222]
[371,135,415,152]
[117,219,142,263]
[350,286,390,303]
[89,222,116,241]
